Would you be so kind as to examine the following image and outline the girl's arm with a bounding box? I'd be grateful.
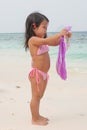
[29,29,70,46]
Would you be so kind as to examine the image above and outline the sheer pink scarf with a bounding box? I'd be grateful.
[56,26,71,80]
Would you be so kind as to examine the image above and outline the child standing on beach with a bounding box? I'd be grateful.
[24,12,71,126]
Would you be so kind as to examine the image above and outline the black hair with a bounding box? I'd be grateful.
[24,12,49,50]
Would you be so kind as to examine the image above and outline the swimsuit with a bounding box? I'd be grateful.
[37,45,49,55]
[29,68,49,91]
[29,45,49,91]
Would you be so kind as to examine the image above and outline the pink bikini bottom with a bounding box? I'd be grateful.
[29,68,49,91]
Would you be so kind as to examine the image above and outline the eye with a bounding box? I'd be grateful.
[43,26,47,30]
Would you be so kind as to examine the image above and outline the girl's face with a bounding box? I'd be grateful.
[34,20,49,38]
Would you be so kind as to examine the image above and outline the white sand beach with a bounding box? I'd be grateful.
[0,53,87,130]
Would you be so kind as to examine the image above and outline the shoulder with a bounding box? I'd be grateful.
[28,37,38,55]
[29,36,43,42]
[29,36,38,45]
[29,36,45,46]
[28,36,35,47]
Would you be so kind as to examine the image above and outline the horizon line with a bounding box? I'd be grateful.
[0,31,87,34]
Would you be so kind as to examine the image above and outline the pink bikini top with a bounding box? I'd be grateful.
[31,45,49,63]
[37,45,49,55]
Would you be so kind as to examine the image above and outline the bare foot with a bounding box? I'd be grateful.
[39,115,49,121]
[32,118,48,126]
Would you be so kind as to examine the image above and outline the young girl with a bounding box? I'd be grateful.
[24,12,71,126]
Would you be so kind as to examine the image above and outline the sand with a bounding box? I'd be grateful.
[0,56,87,130]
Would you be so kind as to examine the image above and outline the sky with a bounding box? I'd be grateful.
[0,0,87,33]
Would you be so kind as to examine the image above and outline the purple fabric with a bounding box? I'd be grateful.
[56,36,67,80]
[56,26,71,80]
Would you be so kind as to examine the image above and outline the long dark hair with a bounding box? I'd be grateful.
[24,12,49,51]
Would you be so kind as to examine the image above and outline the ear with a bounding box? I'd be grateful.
[32,23,37,29]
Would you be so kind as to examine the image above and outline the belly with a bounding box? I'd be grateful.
[32,53,50,72]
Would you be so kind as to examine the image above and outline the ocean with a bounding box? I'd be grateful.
[0,32,87,73]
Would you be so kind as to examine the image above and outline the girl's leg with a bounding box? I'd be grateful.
[29,74,48,125]
[38,79,49,121]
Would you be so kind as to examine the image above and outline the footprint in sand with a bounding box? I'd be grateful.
[76,113,85,117]
[11,112,15,116]
[0,100,3,103]
[16,85,21,88]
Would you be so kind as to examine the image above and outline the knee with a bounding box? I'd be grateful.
[36,93,43,100]
[34,93,43,101]
[31,87,44,101]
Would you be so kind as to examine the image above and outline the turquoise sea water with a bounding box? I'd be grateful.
[0,32,87,73]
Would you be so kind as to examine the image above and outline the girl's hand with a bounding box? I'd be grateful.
[59,29,69,37]
[60,29,72,38]
[66,32,72,38]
